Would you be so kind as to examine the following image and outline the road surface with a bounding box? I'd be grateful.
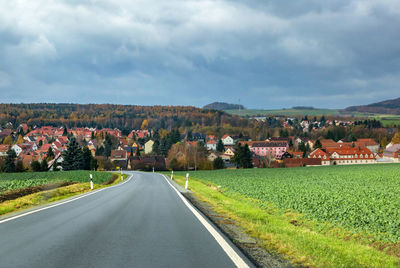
[0,171,254,268]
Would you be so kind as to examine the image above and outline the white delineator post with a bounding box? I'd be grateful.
[171,170,174,180]
[185,173,189,190]
[120,167,123,181]
[90,174,93,190]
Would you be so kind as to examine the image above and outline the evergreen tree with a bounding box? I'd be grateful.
[104,134,113,157]
[63,127,68,136]
[3,148,17,173]
[152,140,161,155]
[46,147,55,160]
[38,140,43,147]
[41,159,48,172]
[231,144,253,168]
[16,160,25,172]
[216,139,224,152]
[314,139,322,149]
[82,146,93,170]
[31,160,41,172]
[95,146,104,156]
[90,157,98,170]
[213,157,225,169]
[62,138,84,170]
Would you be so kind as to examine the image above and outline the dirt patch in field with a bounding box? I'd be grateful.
[0,182,76,203]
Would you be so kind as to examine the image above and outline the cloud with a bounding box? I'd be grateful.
[0,0,399,108]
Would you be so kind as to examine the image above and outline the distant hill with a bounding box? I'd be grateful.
[203,102,245,110]
[0,103,248,130]
[344,97,400,115]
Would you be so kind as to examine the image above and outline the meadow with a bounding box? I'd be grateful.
[0,171,114,194]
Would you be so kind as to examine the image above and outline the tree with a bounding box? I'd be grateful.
[95,146,104,156]
[216,139,224,152]
[62,138,84,171]
[141,119,149,130]
[3,136,12,145]
[41,159,48,172]
[213,157,225,169]
[38,140,43,147]
[16,160,25,172]
[391,133,400,144]
[152,140,161,155]
[135,148,141,157]
[169,158,182,171]
[16,135,24,144]
[82,146,93,170]
[46,147,55,160]
[314,139,322,149]
[231,144,253,168]
[63,127,68,136]
[31,160,41,172]
[3,148,17,172]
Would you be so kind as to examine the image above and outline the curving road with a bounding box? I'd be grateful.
[0,171,254,268]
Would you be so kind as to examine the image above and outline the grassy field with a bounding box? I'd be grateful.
[372,115,400,127]
[0,171,114,194]
[170,164,400,267]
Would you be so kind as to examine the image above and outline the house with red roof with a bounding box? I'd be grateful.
[110,150,128,162]
[308,148,330,165]
[0,144,10,156]
[221,135,237,146]
[206,139,217,151]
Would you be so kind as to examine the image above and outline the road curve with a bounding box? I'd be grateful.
[0,171,254,268]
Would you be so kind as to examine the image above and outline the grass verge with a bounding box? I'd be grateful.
[171,174,400,267]
[0,173,128,217]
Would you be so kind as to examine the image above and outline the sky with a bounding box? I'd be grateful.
[0,0,399,109]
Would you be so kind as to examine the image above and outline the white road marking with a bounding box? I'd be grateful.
[0,174,133,225]
[162,174,250,268]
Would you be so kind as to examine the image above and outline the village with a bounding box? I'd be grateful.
[0,119,399,172]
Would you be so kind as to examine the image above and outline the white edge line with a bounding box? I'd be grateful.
[0,173,133,225]
[161,174,250,268]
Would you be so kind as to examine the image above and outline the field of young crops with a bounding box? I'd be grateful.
[184,164,400,242]
[0,171,113,194]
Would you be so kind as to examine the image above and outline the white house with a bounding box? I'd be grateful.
[222,135,236,146]
[206,140,217,151]
[11,144,25,156]
[145,140,154,155]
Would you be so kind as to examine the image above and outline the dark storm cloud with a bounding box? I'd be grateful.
[0,0,399,108]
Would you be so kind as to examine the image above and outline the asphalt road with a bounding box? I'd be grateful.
[0,171,254,268]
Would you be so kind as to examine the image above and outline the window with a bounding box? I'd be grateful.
[360,155,363,158]
[365,154,368,158]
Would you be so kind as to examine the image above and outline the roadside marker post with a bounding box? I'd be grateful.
[152,167,155,173]
[185,173,189,190]
[120,167,123,181]
[90,174,93,190]
[171,170,174,180]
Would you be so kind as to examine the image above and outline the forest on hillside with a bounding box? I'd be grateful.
[0,103,249,130]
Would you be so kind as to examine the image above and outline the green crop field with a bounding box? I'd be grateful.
[179,164,400,242]
[0,171,113,194]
